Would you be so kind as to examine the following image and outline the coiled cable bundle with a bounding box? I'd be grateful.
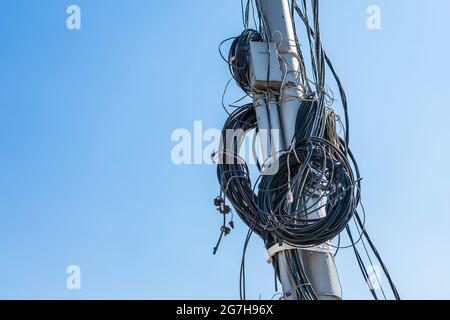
[215,104,263,236]
[216,103,359,248]
[257,136,357,247]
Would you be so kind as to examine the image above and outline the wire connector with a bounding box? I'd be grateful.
[218,205,231,214]
[213,196,224,207]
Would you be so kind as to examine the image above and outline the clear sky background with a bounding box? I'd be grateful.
[0,0,449,299]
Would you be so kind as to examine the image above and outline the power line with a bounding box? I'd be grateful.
[213,0,400,300]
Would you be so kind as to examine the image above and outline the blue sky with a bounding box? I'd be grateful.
[0,0,449,299]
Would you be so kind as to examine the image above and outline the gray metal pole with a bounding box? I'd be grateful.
[257,0,342,300]
[257,0,304,145]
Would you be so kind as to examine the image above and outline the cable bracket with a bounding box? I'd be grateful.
[267,242,334,264]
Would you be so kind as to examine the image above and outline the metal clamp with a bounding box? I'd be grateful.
[267,242,334,263]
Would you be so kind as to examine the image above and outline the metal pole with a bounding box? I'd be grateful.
[257,0,342,300]
[258,0,304,146]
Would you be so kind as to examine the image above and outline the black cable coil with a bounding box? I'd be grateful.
[216,102,359,247]
[257,136,357,247]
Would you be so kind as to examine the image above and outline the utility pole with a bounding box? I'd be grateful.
[255,0,341,300]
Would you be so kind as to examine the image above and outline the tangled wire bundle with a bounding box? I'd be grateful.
[257,137,358,246]
[216,103,360,247]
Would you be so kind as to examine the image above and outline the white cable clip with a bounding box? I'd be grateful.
[267,242,334,264]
